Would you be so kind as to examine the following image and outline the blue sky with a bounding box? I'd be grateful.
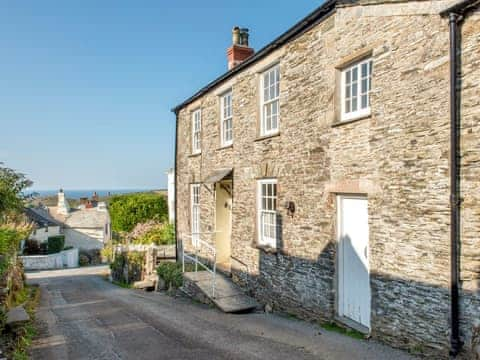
[0,1,322,190]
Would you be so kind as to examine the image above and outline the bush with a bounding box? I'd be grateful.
[78,249,102,266]
[47,235,65,254]
[79,254,89,266]
[100,245,114,263]
[0,224,31,276]
[109,193,168,233]
[22,239,41,255]
[110,251,145,284]
[133,223,175,246]
[156,262,200,290]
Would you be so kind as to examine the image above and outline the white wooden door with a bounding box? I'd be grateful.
[337,196,371,329]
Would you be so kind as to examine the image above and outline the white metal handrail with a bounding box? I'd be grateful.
[182,232,217,298]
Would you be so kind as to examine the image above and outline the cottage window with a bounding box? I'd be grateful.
[260,65,280,136]
[192,109,202,154]
[341,58,373,121]
[257,179,277,248]
[191,184,200,247]
[220,91,233,147]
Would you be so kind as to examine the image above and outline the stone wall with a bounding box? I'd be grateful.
[175,0,477,357]
[64,228,104,250]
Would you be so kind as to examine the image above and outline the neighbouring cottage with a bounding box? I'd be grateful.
[172,0,479,357]
[27,190,111,251]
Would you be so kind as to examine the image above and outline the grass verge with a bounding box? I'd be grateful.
[2,285,41,360]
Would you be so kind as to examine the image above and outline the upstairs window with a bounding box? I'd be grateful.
[341,58,373,122]
[192,109,202,154]
[221,91,233,147]
[261,65,280,136]
[257,179,278,248]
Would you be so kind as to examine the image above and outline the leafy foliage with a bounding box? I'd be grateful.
[0,223,31,276]
[47,235,65,254]
[110,251,145,284]
[156,262,201,290]
[0,163,32,219]
[133,223,175,246]
[109,193,168,233]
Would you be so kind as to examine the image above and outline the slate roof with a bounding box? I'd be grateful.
[25,207,62,227]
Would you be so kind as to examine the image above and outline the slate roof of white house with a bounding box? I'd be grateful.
[50,207,108,229]
[25,207,62,227]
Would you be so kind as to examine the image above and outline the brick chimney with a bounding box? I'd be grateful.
[227,27,254,70]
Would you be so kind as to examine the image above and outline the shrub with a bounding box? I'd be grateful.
[79,254,89,266]
[100,246,114,263]
[156,262,200,290]
[109,193,168,233]
[110,251,145,284]
[47,235,65,254]
[22,239,41,255]
[133,223,175,246]
[78,249,102,266]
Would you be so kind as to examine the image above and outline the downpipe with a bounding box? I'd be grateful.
[448,12,462,357]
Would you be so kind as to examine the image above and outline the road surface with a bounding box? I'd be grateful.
[27,266,413,360]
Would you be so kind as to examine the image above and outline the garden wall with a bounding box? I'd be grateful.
[21,248,78,270]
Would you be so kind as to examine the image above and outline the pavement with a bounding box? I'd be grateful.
[27,266,414,360]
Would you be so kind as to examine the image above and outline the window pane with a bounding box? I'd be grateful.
[346,70,351,84]
[361,94,368,108]
[352,67,358,82]
[361,62,368,78]
[352,97,358,111]
[345,85,351,99]
[361,79,368,94]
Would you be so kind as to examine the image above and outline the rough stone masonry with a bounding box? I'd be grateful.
[174,1,480,357]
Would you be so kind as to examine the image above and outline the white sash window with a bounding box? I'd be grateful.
[192,109,202,154]
[260,65,280,136]
[341,58,373,122]
[221,91,233,146]
[257,179,277,248]
[191,184,200,246]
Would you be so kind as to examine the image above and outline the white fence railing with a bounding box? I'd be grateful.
[182,232,217,298]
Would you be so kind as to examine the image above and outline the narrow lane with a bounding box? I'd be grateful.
[28,267,413,360]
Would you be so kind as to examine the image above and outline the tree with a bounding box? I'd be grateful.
[0,163,32,220]
[109,193,168,233]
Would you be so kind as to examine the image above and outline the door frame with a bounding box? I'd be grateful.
[214,180,233,265]
[335,194,371,333]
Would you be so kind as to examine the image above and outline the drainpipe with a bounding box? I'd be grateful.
[174,110,179,263]
[448,12,462,357]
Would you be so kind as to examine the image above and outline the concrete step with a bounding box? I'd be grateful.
[183,271,259,313]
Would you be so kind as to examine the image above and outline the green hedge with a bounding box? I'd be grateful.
[109,193,168,233]
[47,235,65,254]
[133,223,175,246]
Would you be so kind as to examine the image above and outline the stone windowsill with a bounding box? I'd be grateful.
[254,132,281,142]
[331,114,371,128]
[253,244,278,254]
[216,144,233,151]
[188,152,202,158]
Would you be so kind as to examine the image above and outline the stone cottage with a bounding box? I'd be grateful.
[172,0,480,357]
[49,190,111,250]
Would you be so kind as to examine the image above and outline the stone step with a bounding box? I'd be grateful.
[6,306,30,327]
[183,271,259,313]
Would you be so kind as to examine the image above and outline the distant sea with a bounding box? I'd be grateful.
[28,189,151,199]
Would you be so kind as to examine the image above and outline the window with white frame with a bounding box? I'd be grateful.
[257,179,277,248]
[191,184,200,246]
[341,58,373,122]
[261,65,280,136]
[192,109,202,154]
[221,91,233,146]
